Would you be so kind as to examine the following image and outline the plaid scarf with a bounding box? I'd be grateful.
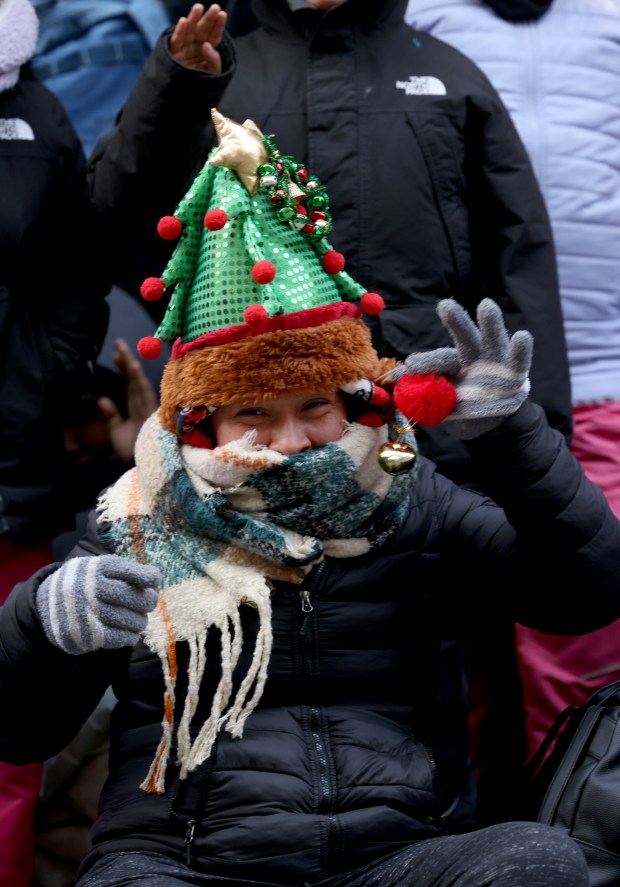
[97,412,417,793]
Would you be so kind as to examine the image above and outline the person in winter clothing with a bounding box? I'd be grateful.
[0,0,109,883]
[0,108,618,887]
[44,0,571,847]
[89,0,572,488]
[404,0,620,769]
[0,0,109,560]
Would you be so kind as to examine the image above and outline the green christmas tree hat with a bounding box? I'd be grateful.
[137,109,394,435]
[139,110,383,352]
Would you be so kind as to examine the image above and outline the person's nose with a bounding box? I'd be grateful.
[269,418,312,455]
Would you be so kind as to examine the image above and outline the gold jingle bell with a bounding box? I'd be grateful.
[377,441,417,476]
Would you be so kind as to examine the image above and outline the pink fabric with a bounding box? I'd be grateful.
[0,537,50,887]
[570,401,620,517]
[516,402,620,759]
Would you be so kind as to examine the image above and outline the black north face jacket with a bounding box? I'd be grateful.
[89,0,571,488]
[0,70,109,541]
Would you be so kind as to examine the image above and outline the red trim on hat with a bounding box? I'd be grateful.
[170,302,362,359]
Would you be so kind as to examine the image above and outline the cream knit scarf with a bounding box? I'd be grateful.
[97,412,417,793]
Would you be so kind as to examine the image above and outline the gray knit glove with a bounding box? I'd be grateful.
[36,554,160,655]
[397,298,533,440]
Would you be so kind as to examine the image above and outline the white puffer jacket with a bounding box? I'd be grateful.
[405,0,620,406]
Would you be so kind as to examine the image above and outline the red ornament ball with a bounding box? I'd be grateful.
[137,336,163,361]
[204,209,228,231]
[156,215,182,241]
[322,250,345,274]
[244,303,269,326]
[251,260,276,284]
[361,292,385,315]
[393,373,457,426]
[140,277,166,301]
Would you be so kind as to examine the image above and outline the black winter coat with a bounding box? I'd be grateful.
[1,402,619,883]
[0,69,109,541]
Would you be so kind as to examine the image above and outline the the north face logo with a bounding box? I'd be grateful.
[396,76,446,96]
[0,118,35,140]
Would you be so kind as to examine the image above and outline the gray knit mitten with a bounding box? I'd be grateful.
[399,298,533,440]
[36,554,160,655]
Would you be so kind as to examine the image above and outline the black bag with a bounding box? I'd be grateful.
[525,679,620,887]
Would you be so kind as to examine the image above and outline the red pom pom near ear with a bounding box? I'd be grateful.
[157,216,182,240]
[204,209,228,231]
[251,260,276,284]
[137,336,163,360]
[394,373,457,426]
[244,303,269,326]
[357,412,386,428]
[322,250,345,274]
[361,292,385,315]
[140,277,166,301]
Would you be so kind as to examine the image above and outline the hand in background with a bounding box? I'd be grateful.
[169,3,228,73]
[98,338,159,463]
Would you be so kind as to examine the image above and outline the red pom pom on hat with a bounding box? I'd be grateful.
[394,373,457,426]
[204,209,228,231]
[244,303,269,326]
[251,260,276,284]
[157,216,182,240]
[137,336,163,360]
[361,292,385,315]
[322,250,345,275]
[140,277,166,301]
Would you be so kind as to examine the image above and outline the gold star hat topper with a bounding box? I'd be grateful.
[209,108,268,196]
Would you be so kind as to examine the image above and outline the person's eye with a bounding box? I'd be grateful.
[236,408,266,418]
[304,399,330,411]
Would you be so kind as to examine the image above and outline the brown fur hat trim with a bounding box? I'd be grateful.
[159,316,382,432]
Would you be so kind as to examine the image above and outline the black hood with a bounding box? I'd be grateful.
[482,0,553,21]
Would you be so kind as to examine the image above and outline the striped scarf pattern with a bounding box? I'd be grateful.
[97,412,417,793]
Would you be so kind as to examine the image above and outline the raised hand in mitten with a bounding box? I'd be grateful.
[393,298,533,440]
[36,554,160,655]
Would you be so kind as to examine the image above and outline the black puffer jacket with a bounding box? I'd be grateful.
[0,68,109,541]
[88,0,571,486]
[1,401,618,884]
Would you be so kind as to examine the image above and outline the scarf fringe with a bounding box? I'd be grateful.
[141,586,273,793]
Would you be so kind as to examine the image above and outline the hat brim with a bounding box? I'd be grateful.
[159,315,382,433]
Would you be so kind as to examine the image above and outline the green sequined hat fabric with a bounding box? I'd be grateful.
[139,109,378,355]
[155,158,365,343]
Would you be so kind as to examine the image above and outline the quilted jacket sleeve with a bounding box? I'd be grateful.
[464,400,620,633]
[0,514,125,765]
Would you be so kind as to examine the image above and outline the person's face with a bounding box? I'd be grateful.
[210,391,348,455]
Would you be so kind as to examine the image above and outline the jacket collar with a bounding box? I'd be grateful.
[250,0,408,38]
[481,0,553,21]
